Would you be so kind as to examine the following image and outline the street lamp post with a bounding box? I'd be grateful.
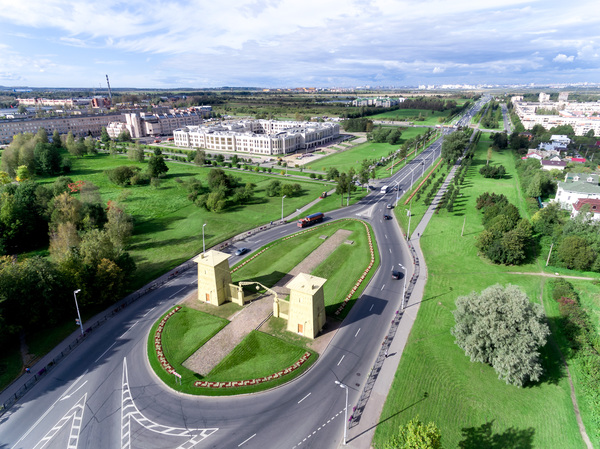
[399,264,407,308]
[281,195,286,222]
[335,380,349,445]
[73,289,84,336]
[390,152,396,176]
[406,201,413,241]
[202,223,207,254]
[394,181,401,204]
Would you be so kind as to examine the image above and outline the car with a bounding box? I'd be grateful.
[391,270,402,280]
[235,247,249,256]
[383,214,392,220]
[386,204,393,209]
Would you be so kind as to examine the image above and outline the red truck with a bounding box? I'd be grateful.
[297,212,325,228]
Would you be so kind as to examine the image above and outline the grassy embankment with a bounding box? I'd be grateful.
[373,133,588,448]
[148,219,378,395]
[315,128,429,176]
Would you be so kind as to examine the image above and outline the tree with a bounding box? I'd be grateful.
[442,132,469,164]
[336,172,350,206]
[451,284,550,386]
[327,167,340,180]
[193,149,206,165]
[384,417,442,449]
[147,154,169,178]
[128,147,145,162]
[117,130,132,142]
[101,127,110,143]
[266,180,282,197]
[15,165,31,182]
[557,235,596,271]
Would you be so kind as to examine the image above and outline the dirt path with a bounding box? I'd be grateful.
[183,229,352,376]
[508,271,597,281]
[538,280,593,449]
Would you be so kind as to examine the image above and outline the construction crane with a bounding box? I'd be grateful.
[106,74,113,103]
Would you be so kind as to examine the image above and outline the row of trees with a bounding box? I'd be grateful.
[368,126,403,144]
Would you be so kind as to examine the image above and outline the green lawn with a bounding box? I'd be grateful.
[40,153,327,289]
[369,109,450,125]
[207,330,309,381]
[374,135,586,448]
[232,219,378,319]
[160,306,229,363]
[315,128,428,175]
[543,280,600,448]
[148,307,316,396]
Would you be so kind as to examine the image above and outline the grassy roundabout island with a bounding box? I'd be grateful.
[147,219,379,395]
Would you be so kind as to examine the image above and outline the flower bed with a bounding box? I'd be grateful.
[154,306,181,374]
[193,352,311,388]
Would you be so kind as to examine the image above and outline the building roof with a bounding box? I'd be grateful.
[572,198,600,213]
[193,250,230,267]
[558,180,600,194]
[565,172,600,184]
[286,273,327,294]
[571,157,587,163]
[541,160,567,167]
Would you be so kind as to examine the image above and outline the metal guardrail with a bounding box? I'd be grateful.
[349,243,420,428]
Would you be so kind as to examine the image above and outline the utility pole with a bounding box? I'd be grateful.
[546,242,554,267]
[461,216,466,237]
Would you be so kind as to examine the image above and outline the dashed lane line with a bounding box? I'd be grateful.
[292,409,344,448]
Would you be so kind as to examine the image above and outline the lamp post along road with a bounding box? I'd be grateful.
[335,381,348,445]
[202,223,207,254]
[281,195,286,222]
[73,289,83,336]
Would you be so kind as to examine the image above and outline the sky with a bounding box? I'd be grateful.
[0,0,598,89]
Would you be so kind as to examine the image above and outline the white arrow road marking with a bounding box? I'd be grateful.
[121,358,218,449]
[33,393,87,449]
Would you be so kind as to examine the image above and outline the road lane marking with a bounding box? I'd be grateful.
[238,434,256,446]
[389,248,392,253]
[119,321,139,339]
[94,342,116,363]
[168,286,186,298]
[121,358,217,448]
[355,328,361,338]
[381,284,385,290]
[337,355,345,366]
[369,304,374,311]
[59,380,87,400]
[142,306,156,318]
[12,372,88,449]
[298,393,311,404]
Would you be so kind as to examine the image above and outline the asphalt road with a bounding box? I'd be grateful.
[0,108,487,449]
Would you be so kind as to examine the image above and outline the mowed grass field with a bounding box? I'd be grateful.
[315,128,428,175]
[375,135,587,448]
[148,307,315,396]
[232,219,379,319]
[40,153,327,288]
[369,109,449,125]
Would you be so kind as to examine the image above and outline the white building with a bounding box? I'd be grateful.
[554,180,600,210]
[512,97,600,136]
[106,109,210,139]
[173,120,339,155]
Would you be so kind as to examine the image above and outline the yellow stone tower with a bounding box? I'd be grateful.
[193,250,233,306]
[286,273,327,339]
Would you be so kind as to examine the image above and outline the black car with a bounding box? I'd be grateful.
[392,270,403,280]
[235,247,249,256]
[383,214,392,220]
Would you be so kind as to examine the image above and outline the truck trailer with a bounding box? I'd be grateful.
[297,212,325,228]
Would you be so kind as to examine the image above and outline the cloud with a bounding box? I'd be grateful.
[0,0,599,86]
[553,53,575,63]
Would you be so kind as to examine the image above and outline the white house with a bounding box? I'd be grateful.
[555,180,600,210]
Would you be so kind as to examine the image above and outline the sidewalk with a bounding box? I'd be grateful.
[343,163,460,449]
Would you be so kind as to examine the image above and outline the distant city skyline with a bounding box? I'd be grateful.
[0,0,598,89]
